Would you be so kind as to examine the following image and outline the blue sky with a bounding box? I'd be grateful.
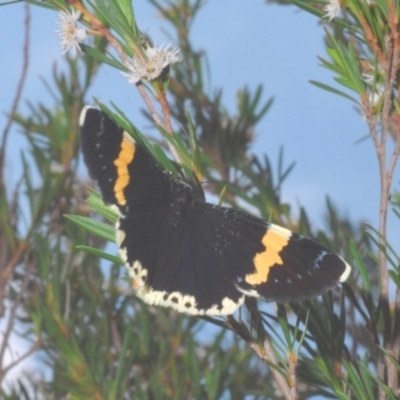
[2,0,399,391]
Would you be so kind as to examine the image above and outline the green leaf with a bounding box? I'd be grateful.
[65,215,115,242]
[349,239,371,292]
[87,0,140,49]
[86,188,119,223]
[80,44,126,71]
[76,245,123,265]
[336,391,351,400]
[277,304,292,351]
[343,361,368,398]
[310,81,359,103]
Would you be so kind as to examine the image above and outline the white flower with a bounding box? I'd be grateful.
[56,10,86,58]
[361,82,384,120]
[362,65,384,106]
[362,72,375,85]
[122,44,180,84]
[362,62,384,85]
[323,0,341,21]
[368,83,384,106]
[50,161,65,174]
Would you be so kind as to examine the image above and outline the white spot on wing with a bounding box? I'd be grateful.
[79,105,96,127]
[122,131,136,145]
[118,246,128,263]
[136,288,243,316]
[116,229,126,246]
[339,258,352,282]
[236,285,260,298]
[270,223,292,238]
[313,251,327,270]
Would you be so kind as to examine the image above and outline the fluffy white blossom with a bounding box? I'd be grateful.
[50,161,65,174]
[56,10,86,58]
[362,72,375,85]
[362,65,384,106]
[122,45,180,84]
[324,0,341,21]
[368,83,384,106]
[361,75,384,120]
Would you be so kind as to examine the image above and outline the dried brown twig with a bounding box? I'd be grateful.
[360,5,400,397]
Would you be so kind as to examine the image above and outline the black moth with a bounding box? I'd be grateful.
[79,106,351,316]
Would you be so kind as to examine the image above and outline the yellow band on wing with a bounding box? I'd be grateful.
[245,225,290,285]
[114,133,136,205]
